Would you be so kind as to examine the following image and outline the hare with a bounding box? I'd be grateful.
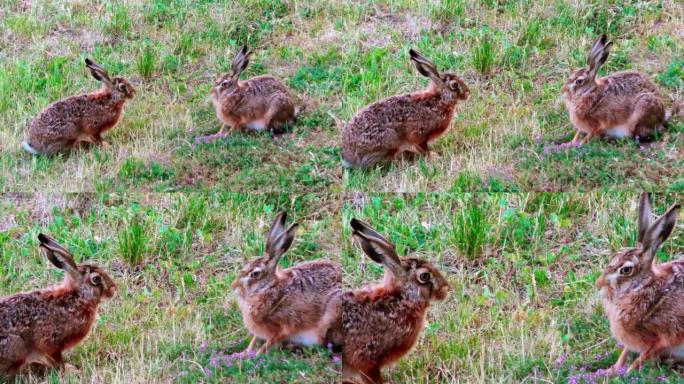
[596,193,682,372]
[203,45,296,142]
[326,219,451,384]
[562,34,669,145]
[342,49,470,168]
[22,58,136,155]
[231,212,342,355]
[0,234,117,377]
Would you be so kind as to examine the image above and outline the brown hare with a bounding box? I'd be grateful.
[22,59,136,155]
[231,212,342,355]
[202,45,296,143]
[0,234,117,378]
[597,193,681,372]
[563,35,670,145]
[326,219,451,384]
[342,49,470,168]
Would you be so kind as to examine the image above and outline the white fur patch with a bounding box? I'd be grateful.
[664,344,684,360]
[604,124,632,138]
[287,329,320,346]
[21,140,39,155]
[246,120,267,131]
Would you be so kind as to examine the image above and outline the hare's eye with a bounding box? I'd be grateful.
[418,272,431,283]
[222,80,230,87]
[249,270,261,279]
[575,78,584,85]
[91,275,103,285]
[449,82,459,91]
[619,266,633,276]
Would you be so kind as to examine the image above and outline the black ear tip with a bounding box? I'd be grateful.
[38,233,49,243]
[85,58,92,65]
[350,218,363,231]
[409,48,417,56]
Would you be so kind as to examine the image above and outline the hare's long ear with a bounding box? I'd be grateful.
[85,58,113,90]
[350,218,406,281]
[637,193,654,243]
[640,203,680,266]
[265,213,298,271]
[38,233,81,281]
[587,34,612,80]
[409,49,443,85]
[231,45,251,81]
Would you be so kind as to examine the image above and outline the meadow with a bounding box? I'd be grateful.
[0,0,681,192]
[1,1,684,383]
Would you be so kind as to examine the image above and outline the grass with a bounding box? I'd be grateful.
[0,193,342,383]
[0,0,683,383]
[0,0,681,192]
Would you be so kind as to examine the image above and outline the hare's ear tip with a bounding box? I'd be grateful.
[85,58,93,65]
[350,218,363,230]
[38,233,49,243]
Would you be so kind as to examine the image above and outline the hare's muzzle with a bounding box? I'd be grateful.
[595,276,607,289]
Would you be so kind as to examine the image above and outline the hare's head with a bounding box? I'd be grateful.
[409,49,469,102]
[597,194,680,294]
[85,58,136,100]
[350,218,450,303]
[563,34,612,97]
[232,212,298,296]
[39,233,117,300]
[213,45,251,97]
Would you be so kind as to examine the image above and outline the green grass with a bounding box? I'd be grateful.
[0,0,681,192]
[1,0,684,383]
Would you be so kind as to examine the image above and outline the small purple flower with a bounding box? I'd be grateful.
[327,342,334,351]
[657,375,667,382]
[199,340,209,353]
[555,354,567,368]
[203,367,213,377]
[333,355,342,365]
[209,356,219,368]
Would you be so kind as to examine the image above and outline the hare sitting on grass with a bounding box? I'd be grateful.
[342,49,470,168]
[22,59,135,155]
[202,46,296,143]
[326,219,451,384]
[563,35,672,145]
[0,234,116,378]
[231,212,342,355]
[597,193,682,372]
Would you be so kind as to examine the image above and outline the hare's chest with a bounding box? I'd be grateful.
[604,299,648,353]
[236,297,273,339]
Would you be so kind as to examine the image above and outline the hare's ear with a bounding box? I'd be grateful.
[85,58,113,89]
[231,45,251,81]
[350,219,405,281]
[409,49,442,85]
[265,215,298,271]
[637,193,654,243]
[38,233,81,281]
[587,34,611,80]
[640,203,681,265]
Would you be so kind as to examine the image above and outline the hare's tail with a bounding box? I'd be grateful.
[21,140,39,155]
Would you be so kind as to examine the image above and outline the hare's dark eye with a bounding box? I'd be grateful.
[619,266,633,276]
[91,275,103,285]
[575,78,584,85]
[249,270,261,279]
[449,82,459,91]
[418,272,431,283]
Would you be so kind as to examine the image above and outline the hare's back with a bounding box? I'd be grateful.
[603,71,660,96]
[287,261,341,293]
[0,293,43,332]
[244,76,291,97]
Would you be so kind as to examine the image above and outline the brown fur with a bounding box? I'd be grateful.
[342,49,469,168]
[0,234,116,378]
[563,35,666,144]
[231,212,342,355]
[597,193,681,372]
[326,219,450,384]
[23,59,135,155]
[210,46,296,136]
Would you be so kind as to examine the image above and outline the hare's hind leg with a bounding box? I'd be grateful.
[633,93,666,140]
[628,343,664,372]
[611,348,630,373]
[256,331,286,355]
[266,96,295,134]
[243,335,260,354]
